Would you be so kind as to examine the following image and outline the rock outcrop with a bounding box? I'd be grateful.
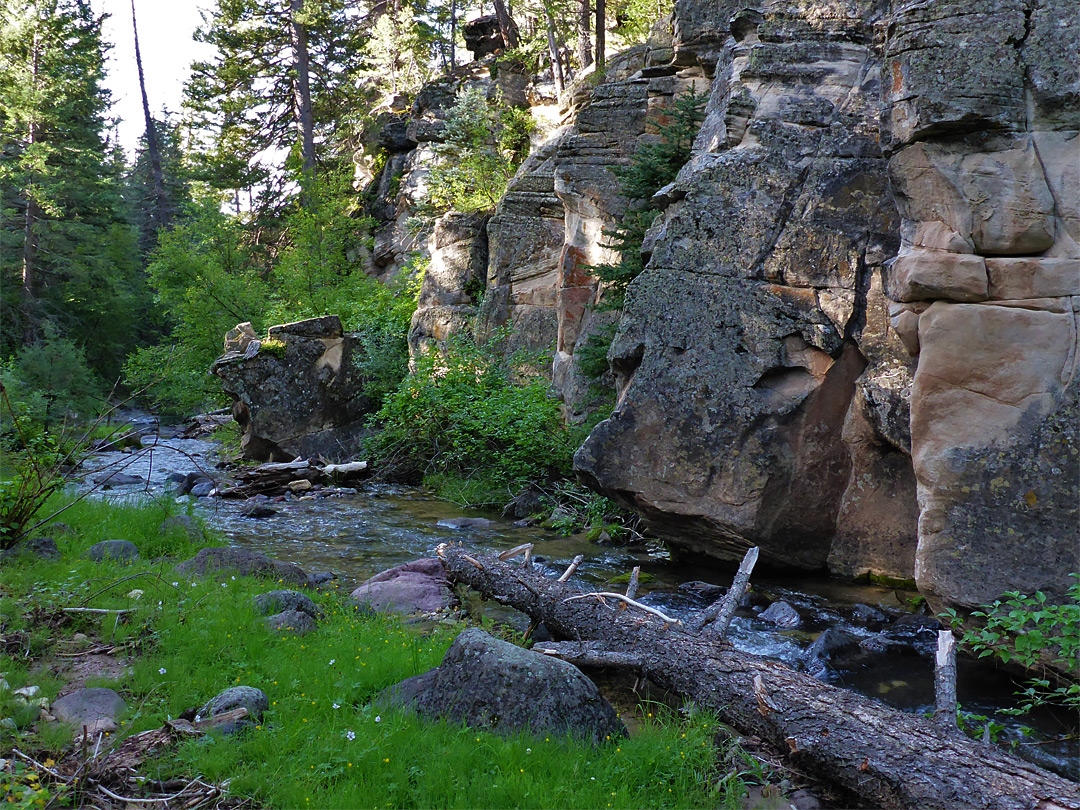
[881,0,1079,609]
[570,0,1077,612]
[212,316,372,461]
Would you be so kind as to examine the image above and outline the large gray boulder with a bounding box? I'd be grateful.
[198,686,268,734]
[382,628,625,744]
[84,539,140,563]
[211,316,373,462]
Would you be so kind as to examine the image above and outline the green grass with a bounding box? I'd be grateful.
[1,496,764,809]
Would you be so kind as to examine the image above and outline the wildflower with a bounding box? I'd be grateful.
[332,703,341,709]
[172,582,179,587]
[374,715,381,723]
[345,730,356,741]
[525,748,531,754]
[329,659,335,665]
[383,758,389,763]
[158,667,167,675]
[231,575,236,580]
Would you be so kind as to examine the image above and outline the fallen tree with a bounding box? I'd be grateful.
[437,544,1079,810]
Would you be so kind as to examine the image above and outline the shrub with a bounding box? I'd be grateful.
[367,333,572,494]
[425,87,535,213]
[942,575,1080,715]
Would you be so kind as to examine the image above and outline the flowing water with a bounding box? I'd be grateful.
[78,414,1078,778]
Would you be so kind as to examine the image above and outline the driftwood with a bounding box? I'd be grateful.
[437,544,1079,810]
[217,459,368,498]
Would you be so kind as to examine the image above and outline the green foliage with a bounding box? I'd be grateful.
[590,86,707,315]
[942,575,1080,715]
[425,87,535,213]
[610,0,675,43]
[1,327,102,432]
[367,333,573,494]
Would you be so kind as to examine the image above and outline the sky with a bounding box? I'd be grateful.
[92,0,215,155]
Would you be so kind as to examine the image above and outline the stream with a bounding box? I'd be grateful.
[78,414,1078,779]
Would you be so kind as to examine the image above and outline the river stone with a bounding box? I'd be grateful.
[435,517,495,530]
[254,590,323,620]
[350,558,455,615]
[52,688,126,735]
[84,540,139,563]
[381,628,626,744]
[265,610,317,635]
[189,481,216,497]
[758,600,802,629]
[174,472,214,496]
[239,502,278,519]
[175,547,309,587]
[91,471,143,487]
[198,686,268,734]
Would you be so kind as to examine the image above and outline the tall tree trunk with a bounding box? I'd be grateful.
[290,0,316,198]
[544,7,564,97]
[21,29,40,346]
[130,0,169,232]
[492,0,519,49]
[576,0,592,69]
[594,0,605,71]
[448,0,457,70]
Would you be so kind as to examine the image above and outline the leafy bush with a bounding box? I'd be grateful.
[590,86,707,314]
[425,87,535,213]
[943,575,1080,715]
[367,333,572,495]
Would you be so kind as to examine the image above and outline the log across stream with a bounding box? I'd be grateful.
[438,544,1079,810]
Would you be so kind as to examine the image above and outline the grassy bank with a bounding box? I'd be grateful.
[1,495,766,808]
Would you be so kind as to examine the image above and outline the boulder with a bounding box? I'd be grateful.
[52,688,126,735]
[175,547,309,587]
[0,536,60,561]
[198,686,268,734]
[266,610,317,635]
[211,316,373,462]
[84,540,139,563]
[462,15,502,60]
[90,471,143,487]
[350,558,455,614]
[254,590,323,620]
[757,601,802,629]
[239,502,278,519]
[435,517,495,531]
[381,628,626,744]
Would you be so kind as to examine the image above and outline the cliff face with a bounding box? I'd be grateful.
[571,0,1077,609]
[371,0,1078,611]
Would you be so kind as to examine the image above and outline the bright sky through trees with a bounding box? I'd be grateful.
[91,0,212,154]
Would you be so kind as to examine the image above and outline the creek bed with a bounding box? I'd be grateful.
[77,422,1079,779]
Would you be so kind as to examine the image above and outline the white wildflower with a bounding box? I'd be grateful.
[345,730,356,741]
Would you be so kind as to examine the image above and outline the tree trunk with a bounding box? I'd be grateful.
[576,0,592,69]
[448,0,457,71]
[21,29,40,346]
[492,0,519,50]
[289,0,316,196]
[544,6,564,97]
[130,0,169,231]
[594,0,605,71]
[437,546,1080,810]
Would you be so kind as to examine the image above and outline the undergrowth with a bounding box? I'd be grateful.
[1,495,763,809]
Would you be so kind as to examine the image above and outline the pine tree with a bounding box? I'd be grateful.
[0,0,148,380]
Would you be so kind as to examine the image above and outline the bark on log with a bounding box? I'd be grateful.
[438,545,1079,810]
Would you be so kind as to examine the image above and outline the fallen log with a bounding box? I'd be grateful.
[437,544,1079,810]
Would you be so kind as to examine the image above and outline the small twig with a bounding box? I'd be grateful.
[61,607,134,615]
[462,554,485,571]
[563,592,681,624]
[557,554,584,582]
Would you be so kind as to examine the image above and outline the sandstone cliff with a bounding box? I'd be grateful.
[361,0,1078,613]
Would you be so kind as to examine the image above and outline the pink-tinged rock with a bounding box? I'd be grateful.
[350,558,456,615]
[986,257,1080,301]
[887,250,988,303]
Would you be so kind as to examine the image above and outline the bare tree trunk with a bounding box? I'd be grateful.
[437,546,1080,810]
[544,6,564,96]
[576,0,592,69]
[130,0,169,231]
[492,0,519,49]
[594,0,605,71]
[290,0,316,197]
[448,0,457,70]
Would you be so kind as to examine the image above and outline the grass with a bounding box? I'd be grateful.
[1,494,768,809]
